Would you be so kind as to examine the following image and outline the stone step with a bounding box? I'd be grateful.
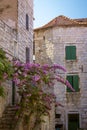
[0,129,10,130]
[0,105,19,130]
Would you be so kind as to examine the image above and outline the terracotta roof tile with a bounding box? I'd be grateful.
[34,15,87,30]
[74,18,87,23]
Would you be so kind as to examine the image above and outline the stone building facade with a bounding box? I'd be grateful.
[0,0,33,117]
[34,15,87,130]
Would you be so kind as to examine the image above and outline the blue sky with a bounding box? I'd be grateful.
[34,0,87,28]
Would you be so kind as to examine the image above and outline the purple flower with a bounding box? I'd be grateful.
[13,73,18,77]
[42,64,50,70]
[13,78,20,85]
[65,80,75,92]
[13,60,21,67]
[51,64,66,72]
[43,70,48,74]
[24,63,40,69]
[33,63,40,68]
[22,72,27,77]
[32,75,40,82]
[24,63,31,69]
[56,76,65,84]
[55,102,64,107]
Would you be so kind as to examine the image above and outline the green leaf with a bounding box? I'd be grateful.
[0,62,5,71]
[0,86,5,97]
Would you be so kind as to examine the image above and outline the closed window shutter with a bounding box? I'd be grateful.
[73,75,79,92]
[65,46,76,60]
[71,46,76,60]
[26,14,29,30]
[66,46,71,60]
[26,47,30,63]
[67,76,73,92]
[67,75,79,92]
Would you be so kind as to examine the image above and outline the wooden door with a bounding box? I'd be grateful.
[68,114,79,130]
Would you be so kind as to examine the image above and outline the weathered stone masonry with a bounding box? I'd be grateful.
[0,20,17,117]
[34,16,87,130]
[0,0,33,119]
[17,0,33,62]
[0,0,33,62]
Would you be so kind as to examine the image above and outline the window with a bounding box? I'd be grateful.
[26,47,30,63]
[26,14,29,30]
[55,114,61,118]
[65,46,76,60]
[66,75,79,92]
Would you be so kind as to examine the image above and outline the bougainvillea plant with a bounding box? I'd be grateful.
[0,48,74,129]
[12,60,75,129]
[0,48,13,96]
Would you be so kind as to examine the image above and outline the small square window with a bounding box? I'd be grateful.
[65,46,76,60]
[66,75,79,92]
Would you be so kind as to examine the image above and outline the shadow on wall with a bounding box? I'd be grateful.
[34,31,53,65]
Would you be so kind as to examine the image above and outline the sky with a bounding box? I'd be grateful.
[34,0,87,28]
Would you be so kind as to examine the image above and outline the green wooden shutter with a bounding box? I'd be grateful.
[66,46,71,60]
[67,76,73,92]
[71,46,76,60]
[65,46,76,60]
[73,75,79,92]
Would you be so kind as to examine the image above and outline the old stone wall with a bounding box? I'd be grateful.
[41,102,55,130]
[0,20,17,57]
[0,0,18,29]
[0,0,33,63]
[0,0,33,118]
[0,19,17,117]
[34,26,87,129]
[17,0,33,62]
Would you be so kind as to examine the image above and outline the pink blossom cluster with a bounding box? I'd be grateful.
[12,60,74,113]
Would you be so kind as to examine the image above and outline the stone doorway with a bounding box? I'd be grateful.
[68,113,79,130]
